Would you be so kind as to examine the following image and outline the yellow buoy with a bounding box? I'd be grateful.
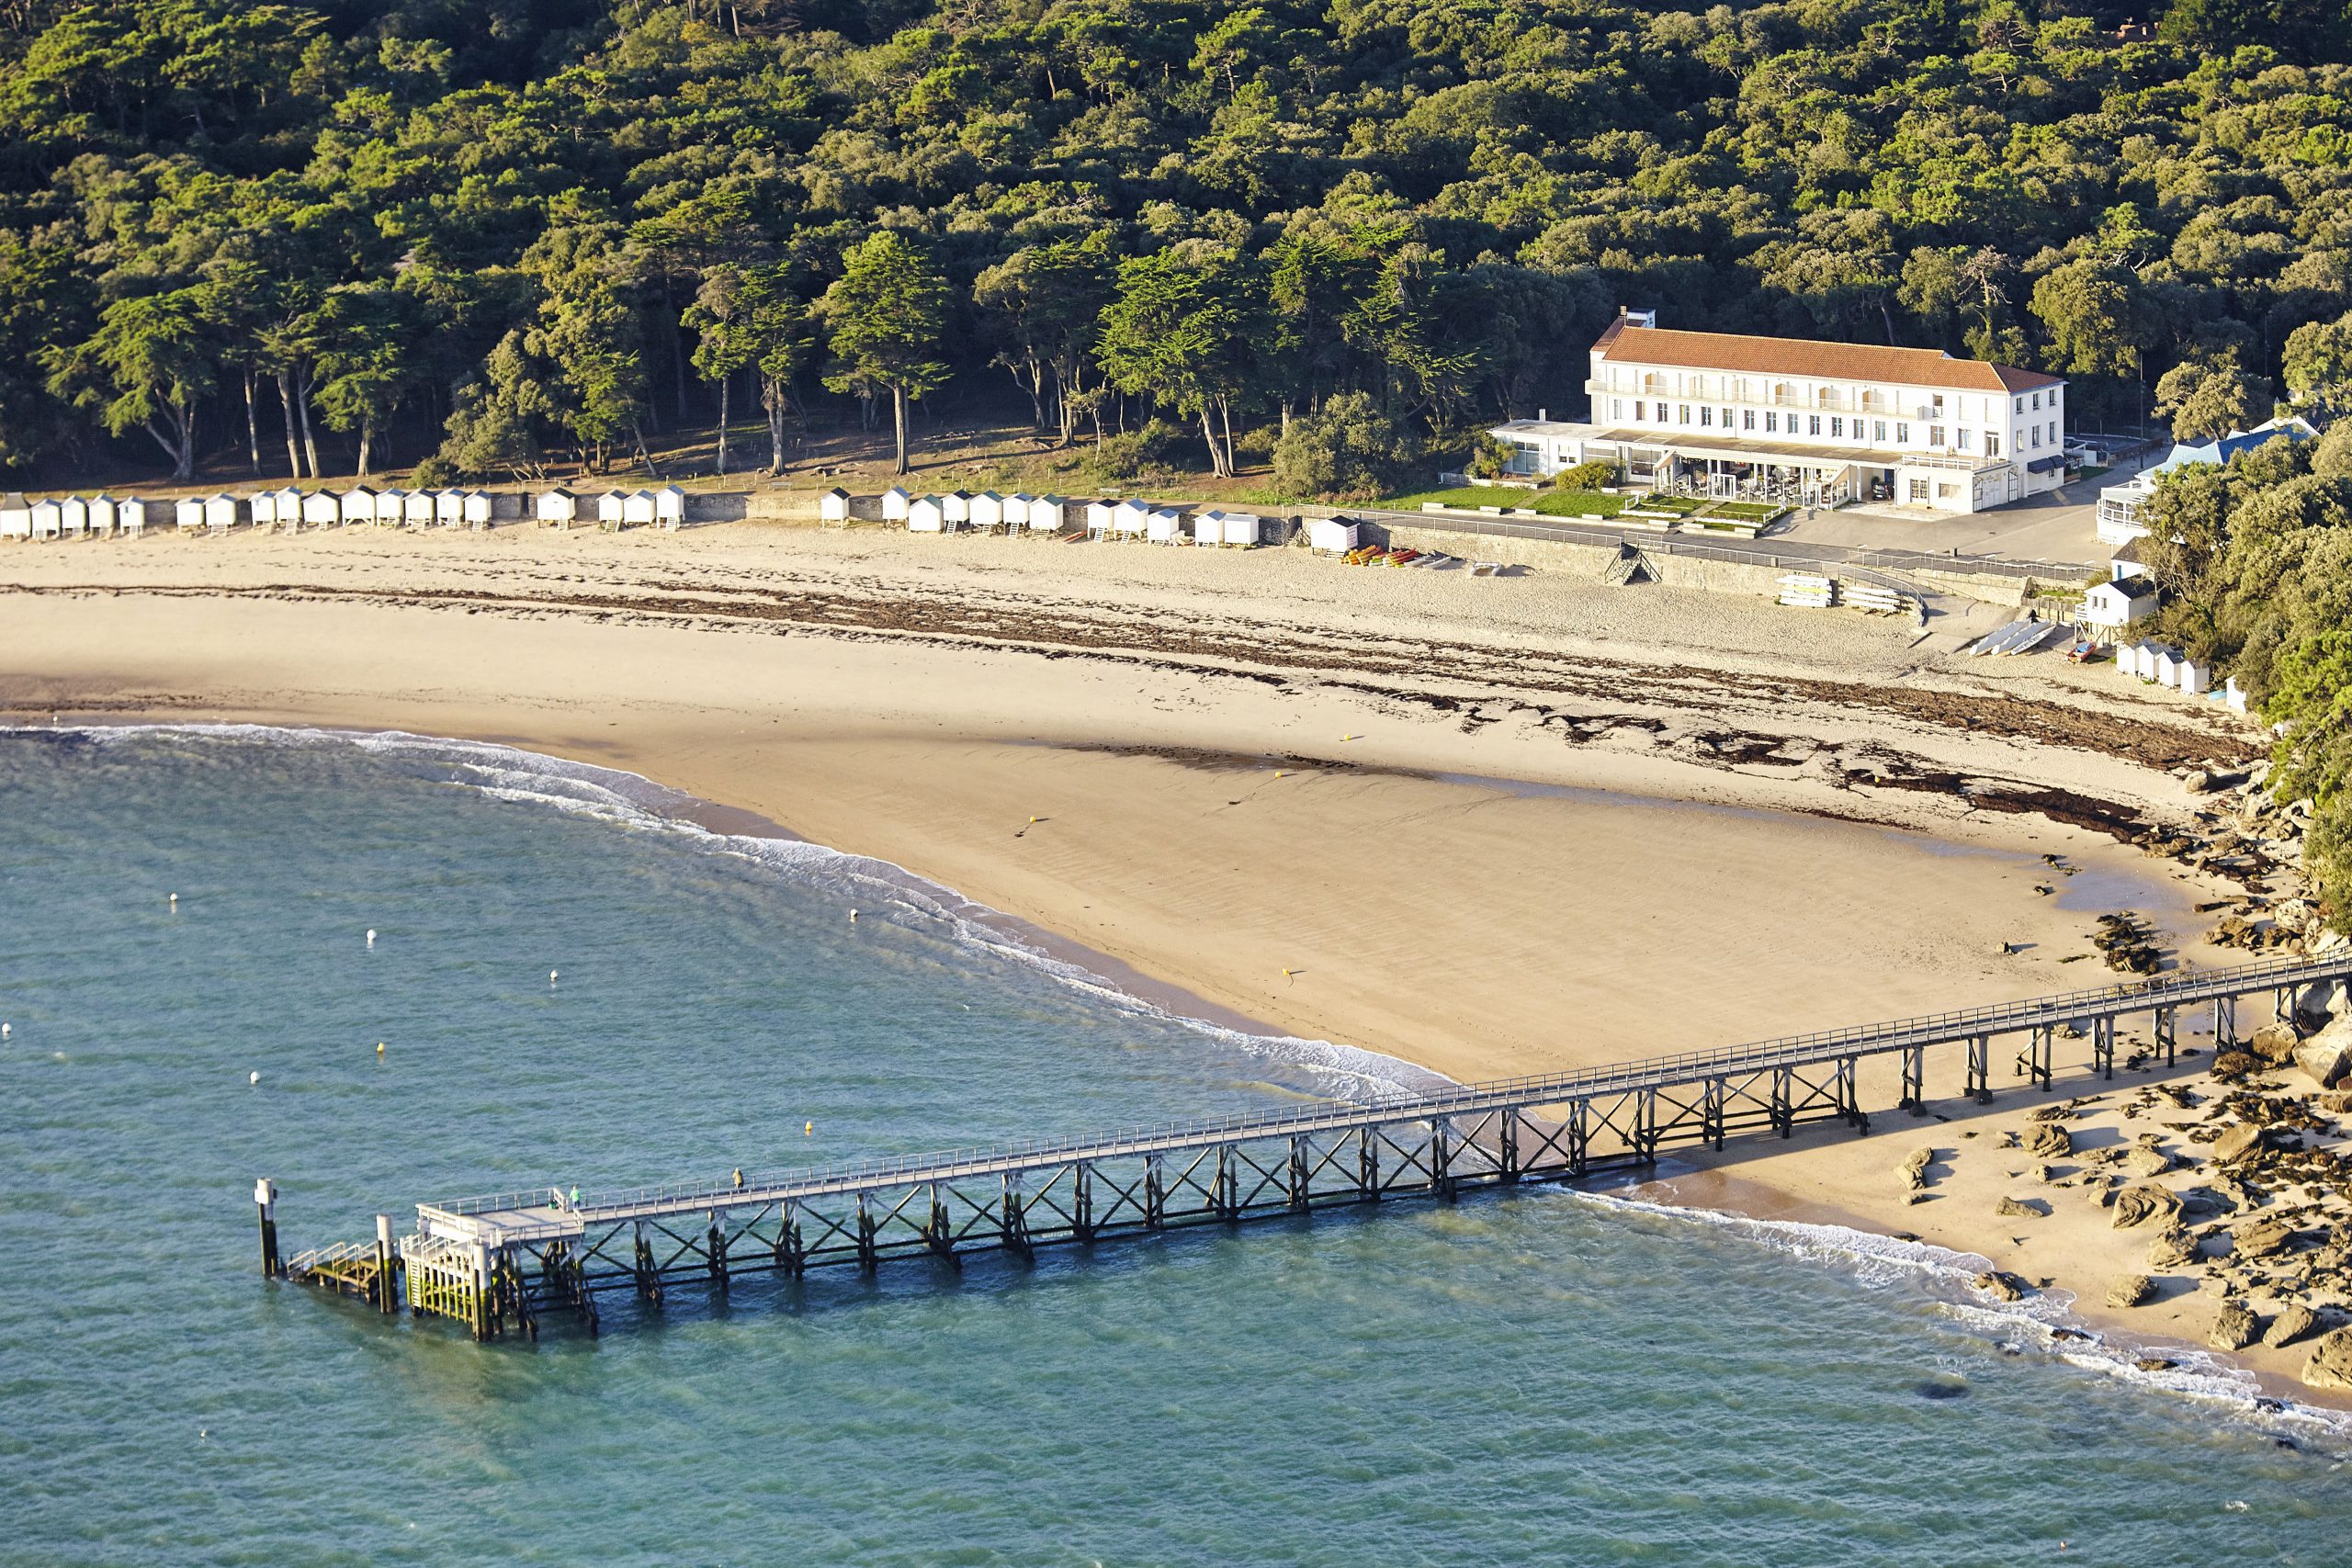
[805,1121,814,1135]
[376,1042,385,1055]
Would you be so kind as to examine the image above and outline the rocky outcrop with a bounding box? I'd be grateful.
[2112,1184,2184,1229]
[2026,1122,2074,1161]
[2246,1022,2301,1066]
[2302,1326,2352,1390]
[1900,1147,1934,1190]
[2148,1225,2199,1268]
[1996,1196,2046,1219]
[2210,1300,2258,1350]
[2122,1145,2174,1178]
[2233,1217,2296,1260]
[2108,1273,2155,1308]
[2211,1122,2267,1162]
[2293,1037,2352,1090]
[2265,1304,2319,1348]
[1974,1270,2027,1303]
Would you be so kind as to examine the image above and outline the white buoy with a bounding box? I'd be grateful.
[168,893,178,908]
[849,909,858,922]
[2,1022,10,1037]
[249,1071,260,1085]
[549,969,559,985]
[366,929,376,948]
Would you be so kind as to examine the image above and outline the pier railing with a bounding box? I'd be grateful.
[424,949,2349,1224]
[281,950,2352,1340]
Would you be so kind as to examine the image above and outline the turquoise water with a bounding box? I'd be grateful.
[2,727,2346,1566]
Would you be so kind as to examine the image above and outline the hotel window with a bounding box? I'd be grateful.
[1937,483,1958,501]
[1807,415,1821,434]
[1765,412,1778,433]
[1987,433,2000,457]
[1830,417,1843,438]
[1909,479,1929,502]
[1895,422,1909,444]
[1611,399,1623,420]
[1679,404,1691,424]
[2031,392,2041,410]
[1743,409,1755,431]
[2014,397,2024,413]
[1928,425,1945,447]
[1873,421,1886,442]
[1720,407,1732,429]
[1957,430,1973,451]
[1634,400,1645,422]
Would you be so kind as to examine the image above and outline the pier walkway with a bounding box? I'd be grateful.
[273,951,2352,1340]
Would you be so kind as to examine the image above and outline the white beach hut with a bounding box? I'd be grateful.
[1026,495,1067,533]
[653,484,686,530]
[1083,500,1117,536]
[372,488,408,526]
[203,493,240,533]
[2148,646,2186,687]
[0,491,28,540]
[118,497,150,537]
[623,490,658,528]
[432,487,466,527]
[2177,658,2211,696]
[1111,499,1150,538]
[1190,512,1224,547]
[174,496,204,531]
[594,491,627,529]
[338,486,378,526]
[1146,507,1184,544]
[29,497,63,539]
[819,487,851,524]
[969,491,1007,532]
[58,495,89,536]
[1307,516,1360,554]
[881,486,911,523]
[396,489,433,527]
[908,494,947,533]
[537,488,579,527]
[463,490,494,528]
[85,494,119,536]
[268,486,303,532]
[941,491,973,528]
[301,490,341,529]
[1005,493,1035,532]
[245,491,278,531]
[1214,511,1264,547]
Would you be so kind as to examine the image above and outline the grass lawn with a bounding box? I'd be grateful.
[1385,485,1628,517]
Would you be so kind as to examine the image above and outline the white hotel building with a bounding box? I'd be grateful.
[1490,310,2070,513]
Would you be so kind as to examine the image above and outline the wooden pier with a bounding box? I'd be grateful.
[272,951,2352,1341]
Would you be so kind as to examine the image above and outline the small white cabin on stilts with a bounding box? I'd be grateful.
[908,495,947,533]
[29,497,64,539]
[118,497,151,537]
[338,487,379,527]
[536,489,578,527]
[86,494,121,536]
[622,490,658,528]
[462,490,494,528]
[301,491,341,529]
[174,496,206,532]
[819,487,851,524]
[881,487,911,523]
[594,491,627,530]
[0,491,28,540]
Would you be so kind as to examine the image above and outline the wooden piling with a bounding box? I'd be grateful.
[254,1179,281,1279]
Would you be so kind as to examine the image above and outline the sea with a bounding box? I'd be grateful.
[2,725,2346,1566]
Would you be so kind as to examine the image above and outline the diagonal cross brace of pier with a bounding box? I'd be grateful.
[291,951,2352,1339]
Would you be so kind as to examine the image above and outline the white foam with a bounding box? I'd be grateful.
[20,721,1448,1106]
[1568,1181,2352,1452]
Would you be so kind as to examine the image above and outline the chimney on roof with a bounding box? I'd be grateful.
[1539,408,1548,422]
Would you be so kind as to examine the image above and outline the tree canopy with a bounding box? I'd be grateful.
[3,0,2351,483]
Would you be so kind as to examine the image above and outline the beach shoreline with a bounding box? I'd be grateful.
[4,521,2340,1416]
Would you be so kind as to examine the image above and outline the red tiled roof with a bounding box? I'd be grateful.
[1594,323,2062,395]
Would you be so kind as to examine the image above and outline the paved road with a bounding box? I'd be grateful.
[1337,503,2085,587]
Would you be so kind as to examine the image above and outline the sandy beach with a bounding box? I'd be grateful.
[7,517,2335,1399]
